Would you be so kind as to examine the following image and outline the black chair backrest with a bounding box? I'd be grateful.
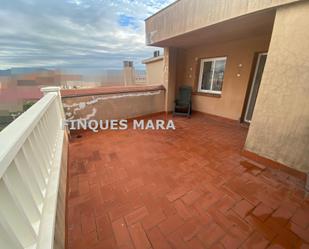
[178,86,192,104]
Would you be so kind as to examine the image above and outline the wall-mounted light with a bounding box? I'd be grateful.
[237,63,243,77]
[188,67,193,79]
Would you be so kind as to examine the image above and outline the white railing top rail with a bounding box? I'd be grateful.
[0,93,57,178]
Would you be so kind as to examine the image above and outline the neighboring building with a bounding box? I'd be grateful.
[123,61,135,85]
[99,70,124,86]
[134,72,147,84]
[0,69,82,114]
[65,80,101,89]
[145,0,309,174]
[58,73,83,87]
[0,75,11,89]
[18,70,82,87]
[0,84,42,113]
[142,51,164,85]
[0,69,83,88]
[120,61,146,85]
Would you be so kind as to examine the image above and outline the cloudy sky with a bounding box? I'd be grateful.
[0,0,173,73]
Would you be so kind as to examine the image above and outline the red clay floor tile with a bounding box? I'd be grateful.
[158,214,184,235]
[112,217,134,248]
[252,202,273,222]
[147,227,172,249]
[125,206,149,226]
[197,222,225,247]
[181,190,203,206]
[128,223,152,249]
[233,199,255,219]
[141,209,166,231]
[174,199,195,220]
[67,113,309,249]
[291,209,309,229]
[241,231,270,249]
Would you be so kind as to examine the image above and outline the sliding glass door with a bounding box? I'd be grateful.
[244,53,267,123]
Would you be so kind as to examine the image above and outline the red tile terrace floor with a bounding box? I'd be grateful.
[67,113,309,249]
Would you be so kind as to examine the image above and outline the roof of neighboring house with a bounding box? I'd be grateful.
[142,55,164,64]
[0,86,42,103]
[61,85,165,98]
[17,80,37,86]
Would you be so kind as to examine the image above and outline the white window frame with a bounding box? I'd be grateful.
[198,56,227,94]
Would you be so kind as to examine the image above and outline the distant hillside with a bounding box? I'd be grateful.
[0,67,51,76]
[0,69,11,76]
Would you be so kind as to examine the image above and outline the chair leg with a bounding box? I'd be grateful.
[187,104,191,118]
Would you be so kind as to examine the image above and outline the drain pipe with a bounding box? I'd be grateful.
[305,172,309,192]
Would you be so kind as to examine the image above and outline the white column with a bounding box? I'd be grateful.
[41,87,65,120]
[163,48,177,112]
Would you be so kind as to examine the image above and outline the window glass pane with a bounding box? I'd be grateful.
[201,61,213,90]
[212,59,226,91]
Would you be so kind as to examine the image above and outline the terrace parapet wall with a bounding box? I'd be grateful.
[61,85,165,121]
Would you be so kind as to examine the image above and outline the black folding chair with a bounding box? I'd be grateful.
[173,86,192,118]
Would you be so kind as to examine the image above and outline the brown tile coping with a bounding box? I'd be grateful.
[193,110,241,125]
[61,85,165,98]
[242,150,307,182]
[192,92,221,98]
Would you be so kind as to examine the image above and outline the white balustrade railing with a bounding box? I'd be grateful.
[0,87,66,249]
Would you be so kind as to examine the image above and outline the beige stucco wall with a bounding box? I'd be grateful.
[146,0,302,45]
[145,59,164,85]
[62,90,165,121]
[176,35,271,120]
[245,1,309,173]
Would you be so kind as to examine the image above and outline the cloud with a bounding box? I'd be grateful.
[0,0,174,72]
